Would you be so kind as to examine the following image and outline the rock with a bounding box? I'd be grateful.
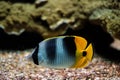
[35,0,48,8]
[89,8,120,39]
[0,0,119,38]
[29,0,110,38]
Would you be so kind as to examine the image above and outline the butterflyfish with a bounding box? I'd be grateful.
[27,36,93,69]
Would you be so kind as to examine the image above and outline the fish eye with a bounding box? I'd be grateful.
[82,51,87,57]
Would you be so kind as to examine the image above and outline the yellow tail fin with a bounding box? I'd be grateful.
[72,43,93,68]
[86,43,93,61]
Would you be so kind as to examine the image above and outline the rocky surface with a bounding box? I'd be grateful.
[0,51,120,80]
[0,0,119,38]
[89,8,120,39]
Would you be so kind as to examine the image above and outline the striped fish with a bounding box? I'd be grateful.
[27,36,93,69]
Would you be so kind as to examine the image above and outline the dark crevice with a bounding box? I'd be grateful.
[0,28,43,50]
[32,16,50,30]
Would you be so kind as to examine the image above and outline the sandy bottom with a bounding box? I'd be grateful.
[0,50,120,80]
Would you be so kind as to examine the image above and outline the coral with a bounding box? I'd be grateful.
[0,0,119,38]
[89,9,120,39]
[0,0,109,37]
[0,2,34,35]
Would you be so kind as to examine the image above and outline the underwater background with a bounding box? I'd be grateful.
[0,0,120,79]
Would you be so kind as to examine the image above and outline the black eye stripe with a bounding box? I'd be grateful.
[32,45,39,65]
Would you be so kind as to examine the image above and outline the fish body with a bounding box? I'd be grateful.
[27,36,93,69]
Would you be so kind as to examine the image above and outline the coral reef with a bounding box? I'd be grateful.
[0,1,34,35]
[89,9,120,39]
[0,0,119,38]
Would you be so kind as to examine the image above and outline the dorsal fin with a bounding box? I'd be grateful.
[74,36,87,57]
[74,36,87,51]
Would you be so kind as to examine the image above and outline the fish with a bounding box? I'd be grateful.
[27,36,93,69]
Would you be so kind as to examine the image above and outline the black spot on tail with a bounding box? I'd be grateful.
[32,45,39,65]
[82,51,87,57]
